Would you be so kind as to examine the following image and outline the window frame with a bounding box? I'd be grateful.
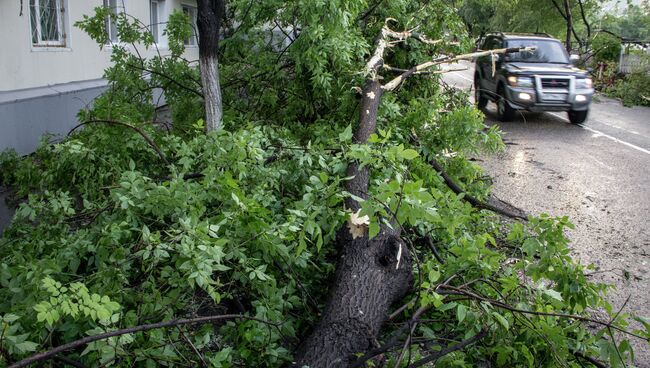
[29,0,67,47]
[150,0,161,44]
[181,4,198,47]
[104,0,126,45]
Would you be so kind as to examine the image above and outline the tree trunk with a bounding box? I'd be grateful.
[196,0,224,132]
[577,0,591,46]
[564,0,573,52]
[292,75,413,367]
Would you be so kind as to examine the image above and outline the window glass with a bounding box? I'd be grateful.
[506,39,569,63]
[104,0,123,43]
[182,5,198,46]
[150,0,159,43]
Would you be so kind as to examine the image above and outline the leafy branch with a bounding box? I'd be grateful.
[8,314,281,368]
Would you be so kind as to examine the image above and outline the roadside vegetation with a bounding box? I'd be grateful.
[1,1,649,367]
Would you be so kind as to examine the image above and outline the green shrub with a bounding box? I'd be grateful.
[606,55,650,106]
[591,33,622,63]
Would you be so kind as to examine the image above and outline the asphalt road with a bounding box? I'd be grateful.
[443,62,650,366]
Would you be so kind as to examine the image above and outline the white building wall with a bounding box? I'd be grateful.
[0,0,199,91]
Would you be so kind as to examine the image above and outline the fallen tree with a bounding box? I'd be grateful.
[293,22,536,366]
[1,1,648,367]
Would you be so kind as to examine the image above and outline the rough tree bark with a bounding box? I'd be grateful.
[196,0,225,132]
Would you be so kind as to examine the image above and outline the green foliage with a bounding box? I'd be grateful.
[456,0,601,44]
[591,33,622,63]
[606,55,650,107]
[598,3,650,41]
[1,0,648,367]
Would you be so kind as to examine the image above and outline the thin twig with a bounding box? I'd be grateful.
[438,285,649,342]
[349,306,431,368]
[67,119,169,165]
[573,350,609,368]
[408,328,488,367]
[177,327,208,367]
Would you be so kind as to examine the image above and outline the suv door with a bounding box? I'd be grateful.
[475,36,493,93]
[476,36,501,96]
[482,36,503,93]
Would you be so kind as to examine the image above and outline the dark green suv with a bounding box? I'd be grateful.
[474,32,593,124]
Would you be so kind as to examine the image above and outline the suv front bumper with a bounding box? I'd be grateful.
[505,76,594,112]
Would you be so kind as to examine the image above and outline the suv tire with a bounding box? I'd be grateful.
[568,109,588,124]
[474,74,488,109]
[496,86,515,121]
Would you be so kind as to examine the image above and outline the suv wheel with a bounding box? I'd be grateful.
[568,109,588,124]
[496,86,515,122]
[474,74,488,109]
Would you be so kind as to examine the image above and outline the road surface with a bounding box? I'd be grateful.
[443,62,650,366]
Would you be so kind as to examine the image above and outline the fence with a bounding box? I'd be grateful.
[618,46,650,74]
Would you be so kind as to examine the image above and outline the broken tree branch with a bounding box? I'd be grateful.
[429,157,528,220]
[383,65,467,75]
[9,314,280,368]
[383,46,536,91]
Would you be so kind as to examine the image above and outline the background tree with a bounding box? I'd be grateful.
[457,0,601,52]
[197,0,225,132]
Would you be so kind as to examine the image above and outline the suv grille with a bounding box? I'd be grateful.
[541,78,570,89]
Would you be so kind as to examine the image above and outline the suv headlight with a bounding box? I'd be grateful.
[507,76,534,88]
[575,78,593,89]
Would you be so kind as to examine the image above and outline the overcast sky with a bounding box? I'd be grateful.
[601,0,645,14]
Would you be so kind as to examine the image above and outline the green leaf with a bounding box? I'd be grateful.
[457,304,467,323]
[3,313,20,323]
[543,289,564,302]
[339,125,353,142]
[399,149,419,160]
[492,312,509,330]
[14,341,39,353]
[368,221,380,239]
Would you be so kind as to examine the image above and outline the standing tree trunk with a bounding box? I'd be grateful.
[196,0,225,132]
[564,0,573,52]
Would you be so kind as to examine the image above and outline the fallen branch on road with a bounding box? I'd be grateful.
[429,157,529,221]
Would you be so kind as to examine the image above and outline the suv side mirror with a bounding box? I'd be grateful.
[569,54,580,63]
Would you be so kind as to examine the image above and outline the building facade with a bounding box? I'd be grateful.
[0,0,199,154]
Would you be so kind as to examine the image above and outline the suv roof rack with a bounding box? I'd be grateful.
[488,32,553,38]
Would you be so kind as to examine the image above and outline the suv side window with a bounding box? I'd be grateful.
[490,37,503,50]
[481,36,494,50]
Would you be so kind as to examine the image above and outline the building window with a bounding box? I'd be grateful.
[182,4,198,46]
[29,0,66,47]
[150,0,162,44]
[103,0,125,43]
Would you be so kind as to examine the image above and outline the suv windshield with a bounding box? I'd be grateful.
[505,39,569,64]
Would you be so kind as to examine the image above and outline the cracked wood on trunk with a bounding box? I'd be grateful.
[197,0,224,132]
[292,37,413,368]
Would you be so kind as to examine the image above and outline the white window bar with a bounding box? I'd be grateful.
[30,0,65,47]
